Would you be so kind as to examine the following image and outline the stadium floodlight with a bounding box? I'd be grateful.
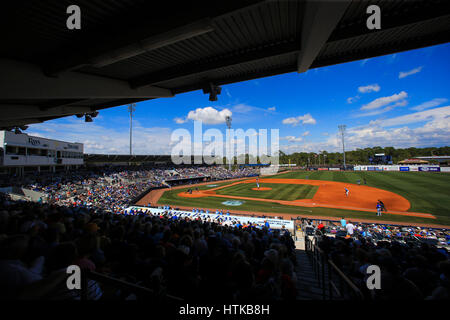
[338,125,347,170]
[225,116,232,171]
[128,103,136,156]
[85,114,93,122]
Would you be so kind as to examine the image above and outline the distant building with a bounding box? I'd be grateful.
[398,158,429,165]
[0,131,83,176]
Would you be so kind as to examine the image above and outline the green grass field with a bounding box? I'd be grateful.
[157,171,450,226]
[215,183,318,201]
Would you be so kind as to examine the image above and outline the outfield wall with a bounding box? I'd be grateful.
[354,165,443,172]
[126,206,295,231]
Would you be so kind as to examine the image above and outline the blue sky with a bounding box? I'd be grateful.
[29,42,450,155]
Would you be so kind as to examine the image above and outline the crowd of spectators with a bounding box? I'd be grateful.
[0,193,296,301]
[306,218,450,300]
[1,165,258,213]
[304,218,450,248]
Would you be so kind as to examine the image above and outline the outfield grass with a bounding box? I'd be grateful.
[215,183,318,201]
[157,171,450,226]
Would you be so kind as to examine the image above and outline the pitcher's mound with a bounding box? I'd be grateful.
[252,187,272,191]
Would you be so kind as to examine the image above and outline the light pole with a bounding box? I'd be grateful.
[128,103,136,156]
[225,116,232,171]
[338,125,347,170]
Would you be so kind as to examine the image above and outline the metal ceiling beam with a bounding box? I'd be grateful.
[297,0,351,73]
[311,31,450,69]
[0,59,173,100]
[329,4,450,41]
[172,64,297,94]
[42,0,265,75]
[130,40,301,88]
[89,19,215,68]
[0,104,95,121]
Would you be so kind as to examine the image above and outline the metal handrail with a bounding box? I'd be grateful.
[327,260,364,300]
[81,270,184,301]
[304,236,364,300]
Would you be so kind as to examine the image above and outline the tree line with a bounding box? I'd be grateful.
[278,146,450,166]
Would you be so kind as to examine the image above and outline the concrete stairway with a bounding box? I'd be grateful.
[295,249,326,300]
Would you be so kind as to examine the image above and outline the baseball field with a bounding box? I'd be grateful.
[137,170,450,227]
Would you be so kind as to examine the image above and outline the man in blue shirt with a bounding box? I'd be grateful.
[340,217,346,228]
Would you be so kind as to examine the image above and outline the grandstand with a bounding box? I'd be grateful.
[0,131,84,176]
[0,0,449,307]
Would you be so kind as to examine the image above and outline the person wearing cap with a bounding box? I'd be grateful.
[345,221,355,236]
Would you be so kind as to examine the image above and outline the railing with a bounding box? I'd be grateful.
[305,235,364,300]
[81,270,184,301]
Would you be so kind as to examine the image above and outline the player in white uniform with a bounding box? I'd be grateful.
[344,187,349,197]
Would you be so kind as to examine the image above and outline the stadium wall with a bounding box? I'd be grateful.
[353,165,443,172]
[126,206,295,231]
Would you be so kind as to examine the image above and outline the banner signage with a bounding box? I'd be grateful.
[126,206,295,230]
[419,167,440,172]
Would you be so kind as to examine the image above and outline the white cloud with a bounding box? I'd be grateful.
[185,107,232,124]
[230,103,277,115]
[372,105,450,128]
[347,96,359,104]
[410,98,448,111]
[358,84,380,93]
[28,119,173,154]
[302,131,310,136]
[281,106,450,154]
[361,91,408,111]
[282,113,316,126]
[399,66,423,79]
[174,117,187,124]
[281,136,303,143]
[355,99,408,118]
[232,104,253,114]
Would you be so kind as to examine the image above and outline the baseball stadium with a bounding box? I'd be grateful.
[1,0,450,309]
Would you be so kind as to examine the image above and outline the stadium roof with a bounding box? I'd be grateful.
[398,159,430,164]
[0,0,449,129]
[416,156,450,163]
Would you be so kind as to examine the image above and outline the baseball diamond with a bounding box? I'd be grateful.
[139,171,450,226]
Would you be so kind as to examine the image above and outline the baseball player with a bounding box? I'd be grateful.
[344,187,349,197]
[376,202,382,216]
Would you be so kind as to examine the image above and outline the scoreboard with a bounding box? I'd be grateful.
[368,153,393,165]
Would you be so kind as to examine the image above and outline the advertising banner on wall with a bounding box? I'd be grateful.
[410,166,419,172]
[399,167,410,171]
[318,168,329,171]
[329,168,340,171]
[419,167,441,172]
